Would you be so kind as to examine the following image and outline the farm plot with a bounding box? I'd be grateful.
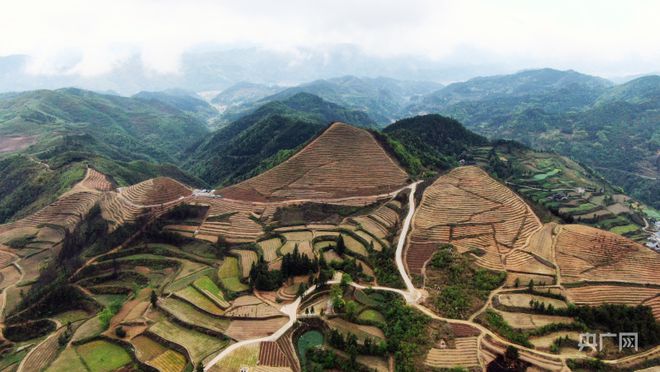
[208,343,259,372]
[565,285,659,308]
[193,276,230,308]
[497,293,567,309]
[234,249,258,278]
[225,301,283,319]
[19,326,67,372]
[554,224,660,284]
[281,240,314,258]
[424,336,480,369]
[341,233,368,256]
[258,341,289,367]
[219,257,249,292]
[175,286,224,315]
[159,297,230,334]
[504,250,555,276]
[217,122,409,202]
[45,346,87,372]
[326,317,385,342]
[149,318,230,364]
[120,177,192,206]
[224,317,289,340]
[192,197,263,243]
[493,309,573,329]
[76,340,132,372]
[258,238,282,262]
[530,331,581,348]
[149,350,187,372]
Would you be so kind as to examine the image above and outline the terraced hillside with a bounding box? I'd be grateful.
[406,166,542,275]
[119,177,192,206]
[218,122,409,201]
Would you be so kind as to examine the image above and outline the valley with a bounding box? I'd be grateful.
[0,119,657,372]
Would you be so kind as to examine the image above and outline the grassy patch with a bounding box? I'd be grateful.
[45,346,87,372]
[426,244,505,319]
[193,276,229,308]
[358,309,385,323]
[218,257,249,292]
[76,340,132,372]
[609,224,639,235]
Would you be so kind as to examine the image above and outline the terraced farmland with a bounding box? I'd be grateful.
[149,318,230,364]
[407,166,541,275]
[218,122,409,201]
[424,336,480,369]
[554,224,660,284]
[120,176,192,206]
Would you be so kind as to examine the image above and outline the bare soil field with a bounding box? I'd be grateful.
[0,135,36,152]
[224,317,289,340]
[497,293,567,309]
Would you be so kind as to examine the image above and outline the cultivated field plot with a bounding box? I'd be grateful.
[194,198,264,243]
[407,166,541,275]
[493,309,573,329]
[159,297,230,334]
[193,275,230,308]
[45,346,87,372]
[208,343,260,372]
[326,317,385,342]
[76,340,132,372]
[480,334,565,371]
[149,318,230,364]
[100,191,145,228]
[224,317,289,340]
[2,190,100,233]
[565,284,659,311]
[554,224,660,284]
[217,122,409,201]
[120,177,192,206]
[497,293,567,309]
[234,249,258,278]
[424,336,480,369]
[19,326,67,372]
[219,256,249,292]
[258,238,282,262]
[175,285,225,315]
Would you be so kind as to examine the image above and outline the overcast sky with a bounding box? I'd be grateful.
[1,0,659,78]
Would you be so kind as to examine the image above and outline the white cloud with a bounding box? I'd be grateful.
[1,0,659,77]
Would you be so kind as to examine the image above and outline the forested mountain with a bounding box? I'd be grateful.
[0,88,210,161]
[211,82,284,107]
[0,88,210,222]
[216,75,442,126]
[186,93,375,186]
[379,114,489,176]
[132,89,218,121]
[407,70,659,208]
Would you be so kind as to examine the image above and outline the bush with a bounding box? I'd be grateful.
[115,326,126,338]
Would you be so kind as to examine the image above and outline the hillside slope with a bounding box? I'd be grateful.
[217,122,409,201]
[186,93,375,187]
[407,70,659,208]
